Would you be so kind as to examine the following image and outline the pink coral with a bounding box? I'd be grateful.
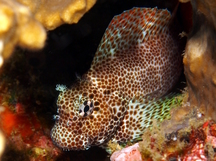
[110,143,142,161]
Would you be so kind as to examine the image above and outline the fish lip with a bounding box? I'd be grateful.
[50,123,92,150]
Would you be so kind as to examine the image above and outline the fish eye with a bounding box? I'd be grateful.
[79,100,94,117]
[83,101,87,105]
[84,105,89,113]
[90,101,93,108]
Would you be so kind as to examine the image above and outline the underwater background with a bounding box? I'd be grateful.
[0,0,207,160]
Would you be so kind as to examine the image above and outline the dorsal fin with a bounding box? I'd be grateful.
[91,7,172,68]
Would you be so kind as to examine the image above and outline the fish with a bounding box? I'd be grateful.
[50,7,183,150]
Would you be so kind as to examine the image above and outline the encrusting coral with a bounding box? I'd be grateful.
[0,0,46,67]
[183,0,216,122]
[16,0,97,30]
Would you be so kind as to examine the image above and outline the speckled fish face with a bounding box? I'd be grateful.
[51,81,127,150]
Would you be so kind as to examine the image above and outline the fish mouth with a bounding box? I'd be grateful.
[50,123,90,150]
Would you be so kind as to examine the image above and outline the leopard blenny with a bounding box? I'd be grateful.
[51,7,183,150]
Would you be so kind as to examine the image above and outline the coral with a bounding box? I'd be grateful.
[0,0,46,67]
[137,112,216,160]
[181,121,216,160]
[107,141,122,154]
[183,0,216,121]
[17,0,97,30]
[0,0,96,67]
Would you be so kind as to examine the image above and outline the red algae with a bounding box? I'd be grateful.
[0,104,40,138]
[0,107,17,136]
[0,96,61,160]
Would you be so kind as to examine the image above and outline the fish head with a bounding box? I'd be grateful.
[51,81,127,150]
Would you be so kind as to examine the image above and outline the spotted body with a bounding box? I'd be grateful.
[51,7,183,150]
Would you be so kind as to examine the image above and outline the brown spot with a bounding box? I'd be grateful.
[122,100,127,106]
[78,130,82,134]
[103,90,111,95]
[62,105,66,109]
[109,125,114,129]
[94,101,100,106]
[83,92,88,96]
[71,142,75,146]
[72,122,76,126]
[134,110,137,115]
[94,107,100,111]
[122,107,125,112]
[89,94,94,99]
[113,108,117,114]
[78,122,82,127]
[99,133,103,136]
[114,116,118,121]
[117,112,121,117]
[86,121,90,125]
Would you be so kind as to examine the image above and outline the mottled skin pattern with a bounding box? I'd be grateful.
[51,7,183,150]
